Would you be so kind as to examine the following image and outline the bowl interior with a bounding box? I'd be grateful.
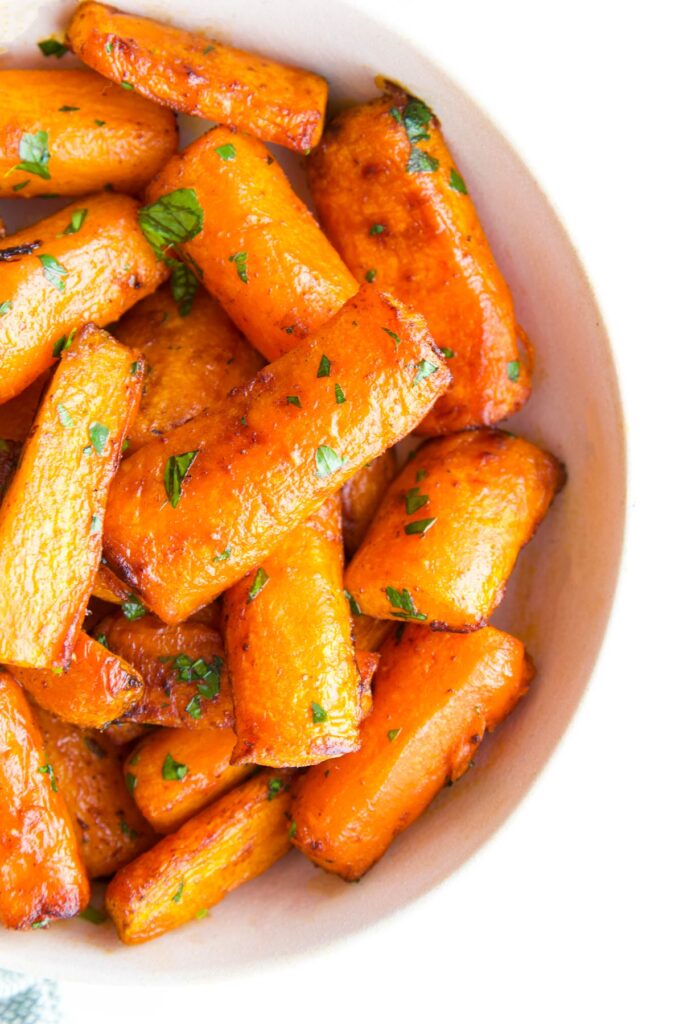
[0,0,625,982]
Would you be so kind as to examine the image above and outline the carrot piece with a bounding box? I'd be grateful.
[0,69,177,198]
[0,669,89,928]
[105,769,293,944]
[91,563,131,605]
[124,727,253,834]
[0,325,143,669]
[0,192,167,403]
[33,706,156,878]
[307,89,531,433]
[223,496,361,767]
[98,613,233,729]
[341,448,396,555]
[102,285,451,623]
[112,283,263,452]
[356,649,379,721]
[143,126,357,361]
[346,429,564,630]
[67,2,327,153]
[291,625,532,880]
[101,720,153,747]
[11,631,143,729]
[351,615,393,654]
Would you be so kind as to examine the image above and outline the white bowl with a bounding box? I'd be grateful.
[0,0,626,983]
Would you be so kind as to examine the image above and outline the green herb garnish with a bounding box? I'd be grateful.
[334,383,346,404]
[449,168,468,194]
[171,882,184,903]
[88,422,109,455]
[213,547,231,562]
[382,327,401,347]
[404,517,436,535]
[38,763,57,791]
[405,486,429,515]
[57,403,73,427]
[507,360,520,382]
[38,38,68,57]
[89,514,102,535]
[0,301,11,316]
[413,360,438,386]
[80,906,107,924]
[311,701,328,723]
[58,208,87,236]
[344,589,362,617]
[387,728,401,742]
[121,593,146,621]
[229,251,248,283]
[369,223,385,235]
[267,778,283,801]
[164,450,198,508]
[162,753,188,782]
[385,586,427,621]
[138,188,204,258]
[286,395,302,408]
[38,254,67,290]
[247,567,269,602]
[317,354,331,377]
[52,329,75,357]
[315,445,343,478]
[215,143,236,160]
[365,269,377,283]
[170,260,199,317]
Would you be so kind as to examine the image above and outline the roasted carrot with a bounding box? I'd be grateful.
[102,286,450,623]
[67,1,327,153]
[91,563,131,605]
[0,192,167,403]
[112,283,263,452]
[0,437,19,500]
[105,769,293,944]
[98,613,233,729]
[223,496,361,766]
[0,372,48,441]
[356,649,379,721]
[33,706,156,878]
[11,631,143,729]
[0,69,177,198]
[307,89,531,434]
[345,429,564,631]
[0,324,143,669]
[341,448,396,555]
[124,727,253,834]
[102,720,153,747]
[0,669,89,928]
[352,614,393,654]
[292,625,532,880]
[142,126,357,361]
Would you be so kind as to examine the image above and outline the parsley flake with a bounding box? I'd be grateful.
[440,346,454,358]
[213,547,231,562]
[317,354,331,377]
[229,251,248,283]
[404,517,437,535]
[385,586,427,621]
[120,80,134,90]
[162,753,188,781]
[89,514,102,535]
[288,821,297,839]
[0,301,11,316]
[387,728,401,742]
[507,360,521,382]
[38,38,68,57]
[334,383,346,404]
[247,567,269,602]
[38,763,57,791]
[170,260,199,317]
[413,360,439,386]
[171,882,184,903]
[56,403,73,427]
[311,701,328,723]
[449,168,468,194]
[121,593,146,620]
[52,329,75,357]
[369,223,385,235]
[138,189,204,258]
[38,254,67,290]
[267,778,283,801]
[59,105,80,112]
[405,486,429,515]
[286,395,302,408]
[407,149,439,174]
[344,589,362,616]
[164,450,198,508]
[12,130,51,179]
[88,422,109,454]
[365,269,377,283]
[315,445,343,478]
[125,772,137,793]
[58,208,87,236]
[382,327,401,347]
[215,143,236,160]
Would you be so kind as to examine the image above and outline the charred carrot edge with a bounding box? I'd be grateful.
[0,69,177,197]
[345,429,565,630]
[102,285,451,623]
[105,769,294,944]
[0,325,144,669]
[291,626,532,880]
[67,1,327,152]
[0,192,167,404]
[143,126,357,361]
[0,669,89,928]
[124,726,253,834]
[11,631,143,730]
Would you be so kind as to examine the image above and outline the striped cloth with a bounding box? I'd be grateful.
[0,970,59,1024]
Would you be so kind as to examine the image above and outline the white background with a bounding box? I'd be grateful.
[12,0,683,1019]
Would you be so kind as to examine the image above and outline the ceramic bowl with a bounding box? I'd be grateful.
[0,0,626,982]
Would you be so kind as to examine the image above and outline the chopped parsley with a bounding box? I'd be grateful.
[171,881,184,903]
[311,701,328,723]
[164,450,198,508]
[229,251,248,283]
[344,589,362,617]
[286,395,302,408]
[440,346,454,358]
[170,260,199,317]
[449,168,468,194]
[405,486,429,515]
[215,143,236,160]
[13,130,51,179]
[315,445,344,478]
[202,44,216,54]
[365,269,377,283]
[120,81,134,90]
[0,301,11,316]
[38,254,67,290]
[94,633,109,650]
[53,329,75,357]
[369,223,385,235]
[287,821,297,839]
[507,360,521,382]
[58,208,87,236]
[407,149,439,174]
[130,360,140,375]
[89,514,102,535]
[94,119,106,126]
[162,753,188,781]
[56,403,73,427]
[12,180,29,192]
[79,906,107,924]
[385,586,427,621]
[391,97,439,173]
[119,819,138,840]
[125,772,137,793]
[404,517,437,536]
[196,907,209,919]
[415,467,428,482]
[38,763,57,791]
[267,778,283,800]
[387,728,401,742]
[59,105,80,112]
[88,422,109,455]
[213,547,231,562]
[317,354,331,377]
[121,593,146,621]
[138,188,204,259]
[38,38,68,57]
[382,327,401,347]
[334,382,346,404]
[247,567,269,602]
[413,359,439,386]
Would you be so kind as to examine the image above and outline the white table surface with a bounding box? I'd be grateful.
[16,0,683,1018]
